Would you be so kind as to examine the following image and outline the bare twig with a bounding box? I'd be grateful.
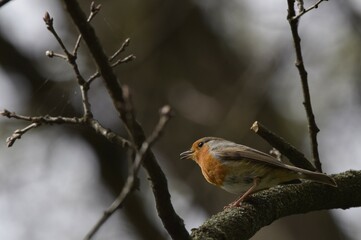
[44,12,86,87]
[88,2,102,24]
[43,12,72,58]
[44,11,97,118]
[84,106,173,240]
[45,50,67,60]
[110,54,136,68]
[293,0,328,21]
[87,71,100,84]
[6,123,40,147]
[1,109,82,146]
[287,0,323,172]
[63,0,126,117]
[109,38,131,62]
[1,110,132,148]
[73,1,102,56]
[87,55,135,84]
[87,38,136,85]
[1,109,82,124]
[88,118,133,148]
[251,121,316,171]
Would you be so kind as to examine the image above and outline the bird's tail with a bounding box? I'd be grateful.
[300,171,337,187]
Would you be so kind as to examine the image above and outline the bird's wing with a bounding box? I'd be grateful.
[213,144,307,173]
[212,143,337,186]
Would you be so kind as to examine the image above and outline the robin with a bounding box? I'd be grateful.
[180,137,337,208]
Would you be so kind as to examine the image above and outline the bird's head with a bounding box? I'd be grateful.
[180,137,225,162]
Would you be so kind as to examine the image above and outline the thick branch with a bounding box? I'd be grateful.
[61,1,189,239]
[287,0,322,172]
[191,170,361,240]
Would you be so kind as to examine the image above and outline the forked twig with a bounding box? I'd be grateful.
[109,38,131,62]
[44,11,86,88]
[73,1,102,55]
[87,38,136,85]
[111,54,136,68]
[0,110,132,148]
[1,109,81,146]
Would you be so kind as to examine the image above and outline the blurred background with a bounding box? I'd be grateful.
[1,0,361,239]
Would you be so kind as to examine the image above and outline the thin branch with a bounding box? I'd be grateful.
[84,106,173,240]
[191,170,361,240]
[80,83,93,119]
[87,71,100,84]
[109,38,131,62]
[43,12,73,58]
[87,38,136,85]
[6,123,40,147]
[287,0,323,172]
[62,0,125,116]
[1,110,132,149]
[73,1,102,56]
[44,11,95,117]
[86,53,136,85]
[1,109,83,146]
[251,121,316,171]
[292,0,328,21]
[1,109,82,124]
[110,54,136,68]
[44,12,86,88]
[146,105,173,143]
[45,50,67,60]
[88,118,133,148]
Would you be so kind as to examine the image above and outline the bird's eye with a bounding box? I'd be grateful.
[197,142,204,148]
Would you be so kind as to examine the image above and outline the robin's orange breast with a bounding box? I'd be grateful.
[195,145,229,187]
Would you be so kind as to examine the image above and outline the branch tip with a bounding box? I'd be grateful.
[250,121,259,132]
[43,12,53,27]
[45,50,54,57]
[90,1,101,13]
[1,109,10,117]
[160,105,172,117]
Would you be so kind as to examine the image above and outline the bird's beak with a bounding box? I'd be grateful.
[180,150,194,160]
